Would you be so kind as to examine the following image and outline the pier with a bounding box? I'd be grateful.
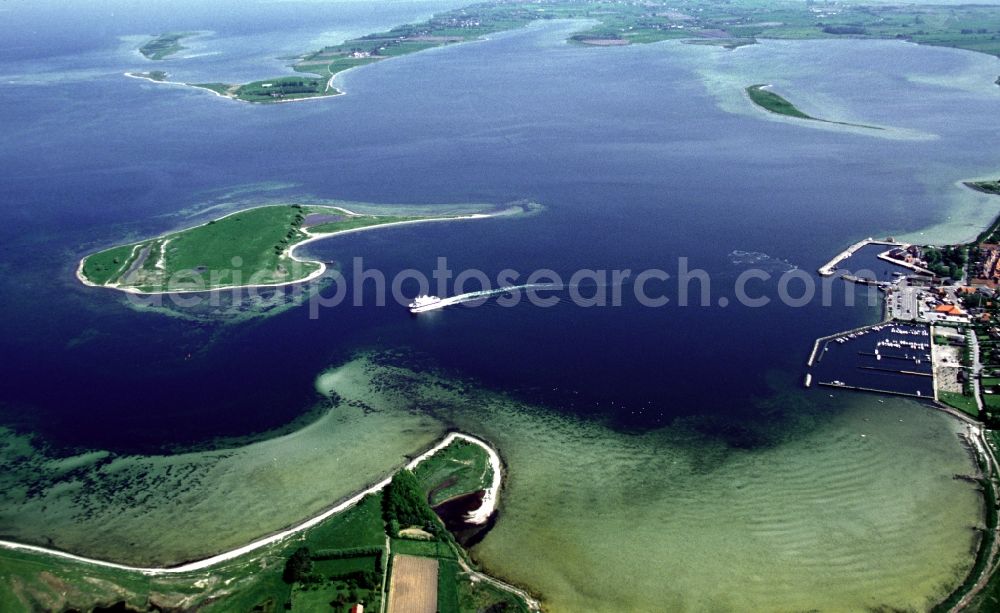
[818,238,898,276]
[840,273,890,287]
[876,249,933,276]
[816,381,928,399]
[807,320,887,367]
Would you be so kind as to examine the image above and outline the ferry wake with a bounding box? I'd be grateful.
[408,284,556,313]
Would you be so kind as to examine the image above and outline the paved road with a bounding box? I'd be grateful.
[887,284,921,321]
[971,330,985,414]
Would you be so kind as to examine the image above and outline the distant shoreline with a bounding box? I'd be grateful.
[124,2,1000,107]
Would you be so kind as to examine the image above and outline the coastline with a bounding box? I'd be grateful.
[812,198,1000,608]
[826,178,1000,253]
[75,204,504,296]
[934,408,998,611]
[893,180,1000,246]
[796,299,990,607]
[124,72,247,102]
[0,431,502,575]
[123,72,180,87]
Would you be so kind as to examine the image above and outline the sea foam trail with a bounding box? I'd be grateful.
[413,284,559,312]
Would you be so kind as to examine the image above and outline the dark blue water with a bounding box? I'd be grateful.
[1,2,999,453]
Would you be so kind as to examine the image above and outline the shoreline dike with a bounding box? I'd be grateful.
[76,204,505,296]
[0,431,502,575]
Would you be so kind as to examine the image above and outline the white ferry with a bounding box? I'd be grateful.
[408,294,443,313]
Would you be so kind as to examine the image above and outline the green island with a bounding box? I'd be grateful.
[745,84,882,130]
[138,32,195,60]
[127,70,168,82]
[78,203,508,294]
[967,179,1000,196]
[132,0,1000,103]
[746,84,813,120]
[0,436,534,613]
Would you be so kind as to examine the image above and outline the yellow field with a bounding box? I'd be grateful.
[387,554,438,613]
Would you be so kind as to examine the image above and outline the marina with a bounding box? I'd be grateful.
[808,322,934,399]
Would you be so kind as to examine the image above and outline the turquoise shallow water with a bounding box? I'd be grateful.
[2,355,979,611]
[332,356,983,612]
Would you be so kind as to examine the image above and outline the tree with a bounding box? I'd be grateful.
[283,547,314,584]
[382,470,440,538]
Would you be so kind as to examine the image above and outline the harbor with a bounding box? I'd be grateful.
[807,322,934,399]
[819,240,931,285]
[808,236,989,416]
[818,238,900,277]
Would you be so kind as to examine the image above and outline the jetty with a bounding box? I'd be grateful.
[875,249,933,276]
[818,238,898,276]
[807,320,885,367]
[816,380,927,399]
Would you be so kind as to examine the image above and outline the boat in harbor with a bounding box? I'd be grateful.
[409,294,444,313]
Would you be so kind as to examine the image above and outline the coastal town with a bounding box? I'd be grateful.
[808,227,1000,426]
[805,220,1000,608]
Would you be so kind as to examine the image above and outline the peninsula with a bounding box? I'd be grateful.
[133,0,1000,103]
[966,179,1000,196]
[78,203,516,294]
[0,432,538,612]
